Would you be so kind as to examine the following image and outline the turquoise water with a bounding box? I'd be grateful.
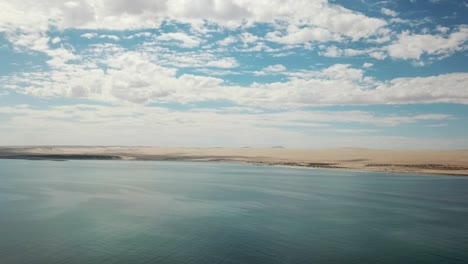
[0,160,467,264]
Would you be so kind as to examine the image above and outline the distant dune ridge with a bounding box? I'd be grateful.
[1,146,468,176]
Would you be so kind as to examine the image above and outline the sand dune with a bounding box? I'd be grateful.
[1,146,468,176]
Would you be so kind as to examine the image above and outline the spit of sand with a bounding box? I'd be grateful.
[1,146,467,176]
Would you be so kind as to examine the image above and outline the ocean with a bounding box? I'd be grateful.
[0,159,467,263]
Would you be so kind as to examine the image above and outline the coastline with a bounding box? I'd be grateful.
[1,146,468,176]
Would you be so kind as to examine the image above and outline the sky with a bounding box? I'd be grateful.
[0,0,467,148]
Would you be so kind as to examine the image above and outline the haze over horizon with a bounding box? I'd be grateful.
[1,0,467,149]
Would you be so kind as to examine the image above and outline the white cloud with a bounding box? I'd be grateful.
[137,45,239,68]
[319,46,342,57]
[369,51,387,60]
[80,33,98,39]
[240,32,259,45]
[205,58,239,68]
[264,64,287,72]
[242,71,468,106]
[4,32,78,67]
[372,73,468,104]
[4,51,230,104]
[234,42,276,53]
[195,69,241,76]
[45,47,79,67]
[254,64,287,76]
[51,37,61,44]
[0,0,388,44]
[99,34,120,41]
[389,18,410,24]
[285,64,365,82]
[381,8,398,17]
[6,32,49,52]
[0,1,466,109]
[125,32,153,39]
[80,33,122,41]
[218,36,238,46]
[5,45,467,107]
[156,32,201,48]
[0,1,466,149]
[436,26,449,34]
[387,26,468,60]
[319,46,387,60]
[266,27,342,44]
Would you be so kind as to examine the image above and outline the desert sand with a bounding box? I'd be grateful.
[1,146,468,176]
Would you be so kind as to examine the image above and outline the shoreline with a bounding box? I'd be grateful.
[1,147,467,176]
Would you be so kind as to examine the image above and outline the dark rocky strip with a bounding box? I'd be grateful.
[248,161,340,168]
[0,154,122,160]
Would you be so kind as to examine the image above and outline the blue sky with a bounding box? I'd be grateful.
[0,0,467,148]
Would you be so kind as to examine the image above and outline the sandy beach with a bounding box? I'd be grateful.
[1,146,467,176]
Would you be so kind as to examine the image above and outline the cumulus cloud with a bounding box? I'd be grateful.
[319,46,342,57]
[387,26,468,60]
[99,34,121,41]
[51,37,61,44]
[136,45,239,68]
[243,71,468,106]
[205,58,239,68]
[264,64,287,72]
[4,32,78,67]
[1,0,466,149]
[373,73,468,104]
[266,27,342,44]
[0,0,466,108]
[381,8,398,17]
[4,45,468,107]
[240,32,259,45]
[218,36,238,46]
[4,51,231,104]
[254,64,287,76]
[125,32,153,39]
[80,33,98,39]
[319,46,388,60]
[0,0,388,43]
[156,32,201,48]
[2,0,463,65]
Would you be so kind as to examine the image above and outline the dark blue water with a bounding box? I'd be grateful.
[0,159,467,263]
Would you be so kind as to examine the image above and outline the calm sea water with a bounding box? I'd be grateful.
[0,159,467,264]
